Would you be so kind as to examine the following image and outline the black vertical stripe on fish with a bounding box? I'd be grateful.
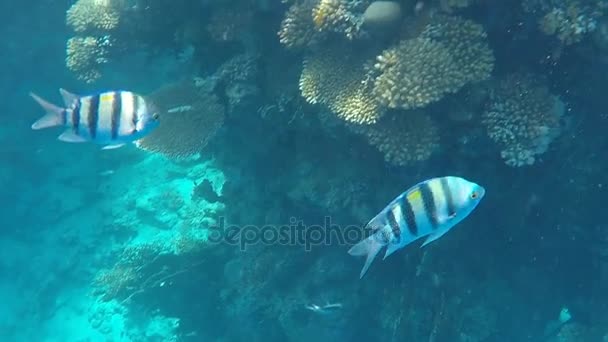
[400,195,418,236]
[110,92,121,140]
[131,94,139,129]
[88,95,100,139]
[386,209,401,242]
[71,100,81,133]
[440,177,456,217]
[420,183,439,229]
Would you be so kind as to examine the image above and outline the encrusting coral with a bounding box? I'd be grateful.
[136,79,226,159]
[352,110,440,166]
[482,73,564,167]
[299,44,384,124]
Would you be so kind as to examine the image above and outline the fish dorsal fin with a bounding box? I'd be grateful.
[59,88,79,107]
[420,228,449,248]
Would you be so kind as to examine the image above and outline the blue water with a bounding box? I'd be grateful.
[2,1,607,341]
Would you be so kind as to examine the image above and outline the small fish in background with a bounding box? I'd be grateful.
[349,176,485,279]
[305,302,343,315]
[30,88,160,149]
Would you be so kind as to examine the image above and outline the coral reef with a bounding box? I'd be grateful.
[65,35,113,84]
[370,37,463,110]
[420,15,494,85]
[135,78,226,159]
[66,0,122,33]
[352,110,440,166]
[312,0,370,40]
[482,73,564,167]
[523,0,604,45]
[279,0,319,49]
[299,44,384,124]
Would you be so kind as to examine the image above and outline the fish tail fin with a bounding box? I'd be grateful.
[30,92,66,130]
[348,232,385,279]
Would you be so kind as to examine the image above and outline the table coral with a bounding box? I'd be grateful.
[136,79,226,159]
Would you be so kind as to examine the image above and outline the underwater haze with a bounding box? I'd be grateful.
[2,0,608,341]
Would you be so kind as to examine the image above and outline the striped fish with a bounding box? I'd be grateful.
[348,176,485,278]
[30,88,159,149]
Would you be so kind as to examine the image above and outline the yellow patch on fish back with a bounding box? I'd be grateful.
[100,93,114,103]
[407,188,422,202]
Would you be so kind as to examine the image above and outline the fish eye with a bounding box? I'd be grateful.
[470,191,478,200]
[152,113,159,120]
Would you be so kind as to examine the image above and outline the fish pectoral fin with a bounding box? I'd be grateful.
[421,228,449,248]
[59,88,79,107]
[58,131,87,143]
[102,143,126,150]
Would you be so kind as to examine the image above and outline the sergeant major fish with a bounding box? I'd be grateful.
[30,89,160,149]
[349,176,485,278]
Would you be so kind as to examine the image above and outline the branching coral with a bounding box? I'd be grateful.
[299,44,384,124]
[482,73,564,167]
[420,15,494,85]
[92,243,162,302]
[312,0,370,40]
[370,37,463,110]
[65,35,113,84]
[279,0,319,49]
[66,0,122,33]
[524,0,603,45]
[352,110,439,166]
[136,79,226,159]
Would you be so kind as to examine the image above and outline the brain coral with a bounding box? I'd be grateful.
[352,110,439,166]
[420,15,494,84]
[299,44,384,124]
[66,0,122,33]
[482,73,564,167]
[370,37,463,110]
[136,79,226,159]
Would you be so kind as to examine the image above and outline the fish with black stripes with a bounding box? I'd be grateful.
[348,176,485,278]
[29,88,160,149]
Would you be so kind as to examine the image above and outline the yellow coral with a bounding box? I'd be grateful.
[299,45,384,124]
[420,15,494,84]
[66,0,121,33]
[482,73,564,167]
[352,110,439,166]
[371,37,463,110]
[136,79,226,159]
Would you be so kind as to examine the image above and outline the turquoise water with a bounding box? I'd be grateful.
[1,1,607,341]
